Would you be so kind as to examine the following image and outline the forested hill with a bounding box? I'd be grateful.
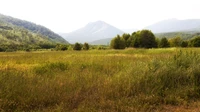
[0,14,68,44]
[155,31,200,40]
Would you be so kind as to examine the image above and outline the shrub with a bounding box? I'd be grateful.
[73,42,82,50]
[56,44,68,51]
[189,36,200,47]
[159,37,169,48]
[110,35,125,49]
[83,42,89,50]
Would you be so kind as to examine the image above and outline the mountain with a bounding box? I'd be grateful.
[0,14,68,44]
[85,19,200,45]
[90,38,112,45]
[60,21,124,43]
[155,31,200,40]
[145,19,200,33]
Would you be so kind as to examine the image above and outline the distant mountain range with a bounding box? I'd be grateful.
[0,14,68,46]
[89,38,111,45]
[1,14,200,46]
[59,21,124,43]
[145,18,200,33]
[90,19,200,45]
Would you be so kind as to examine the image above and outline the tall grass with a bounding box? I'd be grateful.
[0,48,200,111]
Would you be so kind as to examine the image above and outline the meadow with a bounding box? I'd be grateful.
[0,48,200,111]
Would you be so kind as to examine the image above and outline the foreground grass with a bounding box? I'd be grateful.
[0,48,200,111]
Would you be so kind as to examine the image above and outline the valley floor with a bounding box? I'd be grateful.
[0,48,200,111]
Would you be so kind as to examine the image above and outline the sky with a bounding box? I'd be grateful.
[0,0,200,33]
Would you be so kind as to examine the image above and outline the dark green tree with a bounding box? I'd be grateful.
[73,42,82,50]
[128,32,140,48]
[110,35,125,49]
[56,44,68,51]
[0,47,5,52]
[189,36,200,47]
[83,42,89,50]
[159,37,169,48]
[139,30,157,48]
[122,33,131,47]
[181,41,188,47]
[169,36,182,47]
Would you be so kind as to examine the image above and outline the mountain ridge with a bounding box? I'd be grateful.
[59,21,124,43]
[145,18,200,33]
[0,14,68,44]
[90,19,200,45]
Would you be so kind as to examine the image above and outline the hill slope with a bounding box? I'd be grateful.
[155,31,200,40]
[89,38,112,45]
[0,14,68,44]
[145,19,200,33]
[60,21,124,43]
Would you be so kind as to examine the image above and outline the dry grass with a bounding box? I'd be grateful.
[0,48,200,111]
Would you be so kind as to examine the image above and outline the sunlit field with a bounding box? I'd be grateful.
[1,48,200,111]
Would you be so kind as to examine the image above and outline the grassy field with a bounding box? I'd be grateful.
[1,48,200,111]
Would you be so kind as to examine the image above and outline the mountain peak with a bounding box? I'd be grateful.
[60,21,124,43]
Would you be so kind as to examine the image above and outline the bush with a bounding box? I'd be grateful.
[110,35,125,49]
[159,37,169,48]
[97,46,106,50]
[139,30,157,48]
[0,47,5,52]
[189,36,200,47]
[83,42,89,50]
[73,42,82,50]
[56,44,68,51]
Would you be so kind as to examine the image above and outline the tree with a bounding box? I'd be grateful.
[128,32,140,48]
[139,30,157,48]
[56,44,68,51]
[133,32,141,48]
[122,33,131,47]
[189,36,200,47]
[60,45,68,51]
[73,42,82,50]
[159,37,169,48]
[83,42,89,50]
[169,36,182,47]
[181,41,188,47]
[110,35,125,49]
[97,45,106,50]
[0,47,5,52]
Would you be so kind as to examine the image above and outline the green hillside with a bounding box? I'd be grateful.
[0,14,68,51]
[155,31,200,40]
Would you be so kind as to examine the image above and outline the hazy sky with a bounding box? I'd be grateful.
[0,0,200,33]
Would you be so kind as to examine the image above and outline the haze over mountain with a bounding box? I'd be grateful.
[145,19,200,33]
[59,21,124,43]
[90,19,200,45]
[89,38,112,45]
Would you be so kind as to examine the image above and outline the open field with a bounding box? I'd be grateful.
[1,48,200,111]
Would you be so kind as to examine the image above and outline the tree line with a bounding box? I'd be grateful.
[55,42,90,51]
[1,29,200,52]
[110,29,200,49]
